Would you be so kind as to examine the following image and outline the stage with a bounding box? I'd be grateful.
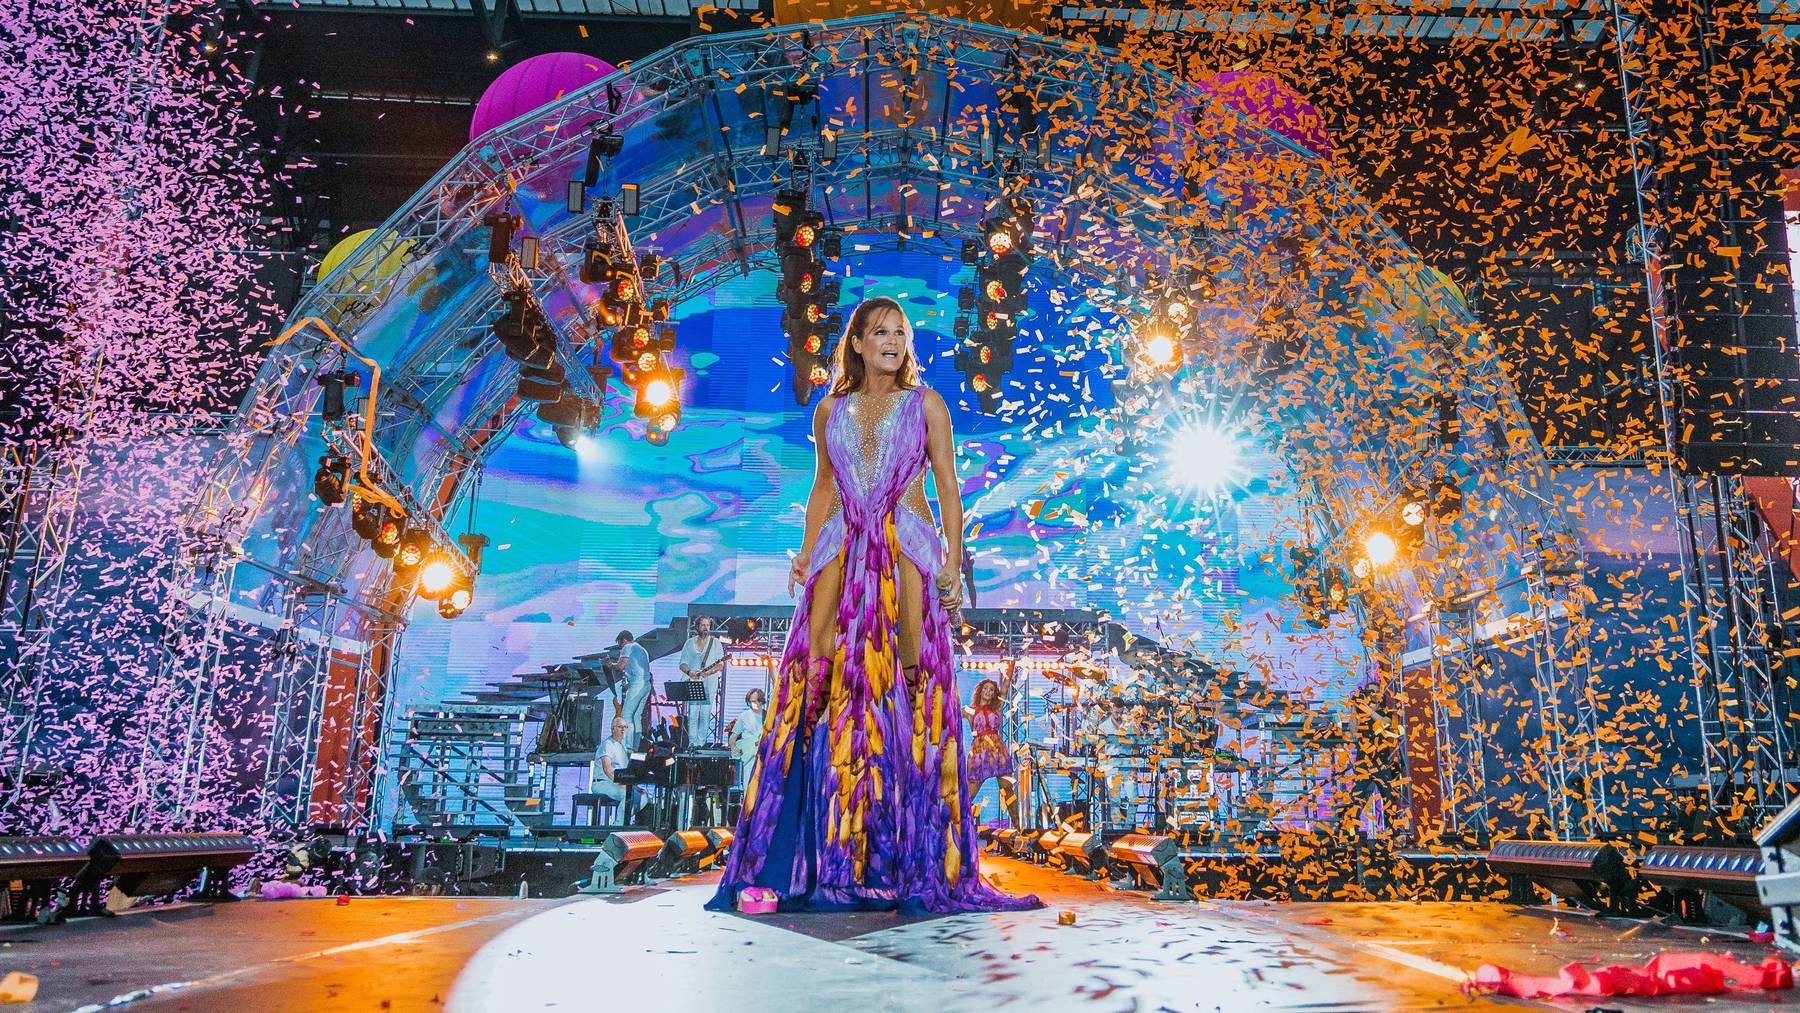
[4,858,1790,1012]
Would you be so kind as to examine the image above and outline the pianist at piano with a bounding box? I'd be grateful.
[590,717,631,810]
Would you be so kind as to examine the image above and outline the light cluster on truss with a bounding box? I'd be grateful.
[954,193,1034,413]
[584,194,683,446]
[774,181,843,404]
[305,350,485,620]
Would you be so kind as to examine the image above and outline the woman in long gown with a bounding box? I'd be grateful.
[707,296,1042,915]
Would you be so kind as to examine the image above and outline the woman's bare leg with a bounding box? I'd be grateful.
[897,558,924,673]
[808,554,844,661]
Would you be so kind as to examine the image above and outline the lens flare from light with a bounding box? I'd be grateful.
[643,378,674,407]
[1363,530,1398,566]
[1166,422,1243,496]
[1144,332,1178,366]
[419,558,455,596]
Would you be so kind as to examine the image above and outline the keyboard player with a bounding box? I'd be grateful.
[591,716,632,821]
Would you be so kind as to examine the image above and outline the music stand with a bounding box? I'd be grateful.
[664,679,711,749]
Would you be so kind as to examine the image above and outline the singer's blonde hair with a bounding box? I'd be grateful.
[829,296,922,395]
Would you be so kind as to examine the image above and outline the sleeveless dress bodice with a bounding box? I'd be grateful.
[806,388,943,580]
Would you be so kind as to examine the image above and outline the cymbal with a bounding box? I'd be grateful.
[1041,665,1104,686]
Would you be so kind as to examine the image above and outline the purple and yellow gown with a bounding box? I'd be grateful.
[706,385,1042,915]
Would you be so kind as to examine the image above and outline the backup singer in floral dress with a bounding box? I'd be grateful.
[965,678,1011,792]
[706,296,1041,915]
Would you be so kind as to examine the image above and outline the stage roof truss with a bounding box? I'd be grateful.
[204,11,1581,665]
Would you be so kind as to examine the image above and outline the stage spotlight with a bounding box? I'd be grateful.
[0,836,88,923]
[1363,530,1397,567]
[1054,831,1108,878]
[418,555,456,599]
[1166,422,1242,496]
[1142,328,1181,370]
[636,371,679,417]
[594,129,624,160]
[580,242,612,285]
[1108,833,1190,901]
[436,576,472,618]
[983,217,1018,256]
[792,216,821,250]
[313,455,350,506]
[316,370,356,423]
[1641,844,1765,924]
[482,211,519,266]
[394,527,429,575]
[606,273,640,308]
[458,532,489,572]
[351,494,381,540]
[771,189,811,247]
[658,830,709,877]
[371,511,404,559]
[580,831,664,893]
[1400,494,1428,528]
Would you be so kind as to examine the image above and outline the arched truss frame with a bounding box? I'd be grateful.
[170,12,1584,830]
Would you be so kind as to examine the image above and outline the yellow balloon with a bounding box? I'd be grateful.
[315,229,413,287]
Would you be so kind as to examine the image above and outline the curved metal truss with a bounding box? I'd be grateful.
[129,11,1585,832]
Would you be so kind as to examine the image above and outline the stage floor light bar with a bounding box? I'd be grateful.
[1107,833,1189,901]
[1053,831,1107,878]
[61,833,258,920]
[658,829,710,877]
[581,831,663,894]
[1641,845,1765,924]
[1486,839,1636,914]
[1034,829,1067,866]
[701,827,734,869]
[0,837,89,923]
[0,837,89,881]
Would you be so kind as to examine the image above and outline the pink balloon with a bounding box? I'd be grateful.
[1197,71,1332,159]
[470,52,617,142]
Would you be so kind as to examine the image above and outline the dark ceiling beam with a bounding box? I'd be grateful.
[467,0,518,49]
